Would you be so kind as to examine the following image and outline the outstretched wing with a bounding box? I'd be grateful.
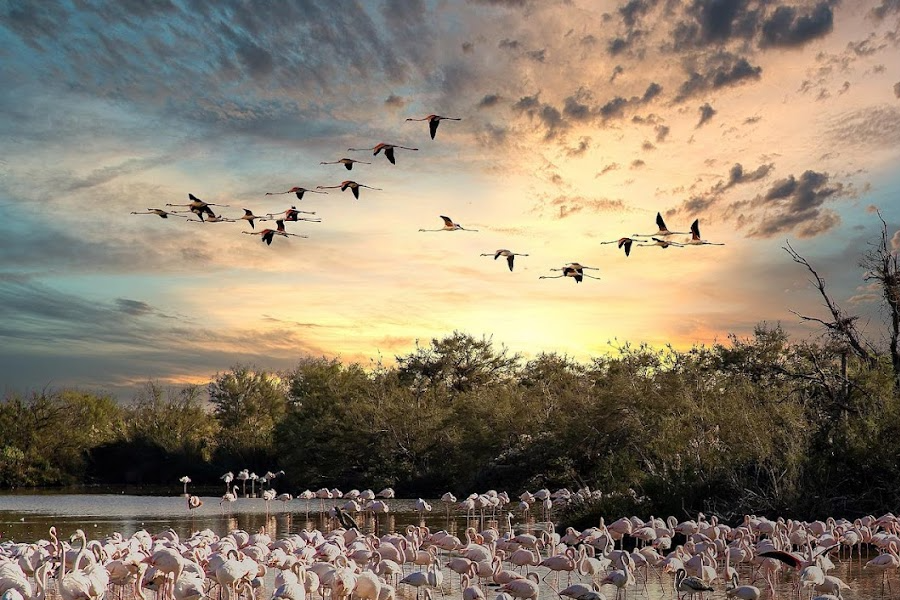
[656,212,666,231]
[759,550,804,569]
[429,119,439,140]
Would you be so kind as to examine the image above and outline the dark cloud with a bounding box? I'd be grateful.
[760,3,833,48]
[384,94,406,108]
[609,37,631,55]
[641,82,663,102]
[478,94,502,108]
[514,94,540,111]
[563,95,592,120]
[600,96,630,119]
[620,0,652,28]
[744,115,762,124]
[462,41,475,53]
[526,49,546,62]
[499,38,521,50]
[610,65,624,82]
[581,34,598,46]
[469,0,529,6]
[631,159,646,169]
[872,0,900,19]
[642,140,656,151]
[697,103,717,127]
[727,162,773,186]
[655,124,670,142]
[676,53,762,101]
[747,170,846,237]
[116,298,155,316]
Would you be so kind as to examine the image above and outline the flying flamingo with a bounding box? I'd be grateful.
[166,193,228,222]
[636,237,683,249]
[685,219,725,246]
[600,237,635,256]
[188,212,234,223]
[419,215,478,232]
[481,249,528,271]
[243,219,308,245]
[320,158,370,170]
[264,205,318,221]
[130,208,188,219]
[633,212,688,237]
[317,181,382,199]
[539,263,600,283]
[265,186,327,201]
[239,209,263,229]
[347,143,418,165]
[405,115,462,140]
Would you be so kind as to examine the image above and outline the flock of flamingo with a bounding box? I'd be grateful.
[6,472,898,600]
[129,114,724,282]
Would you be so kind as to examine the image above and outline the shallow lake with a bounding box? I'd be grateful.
[0,493,893,600]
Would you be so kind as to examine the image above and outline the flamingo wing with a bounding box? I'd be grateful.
[759,550,804,569]
[656,212,666,231]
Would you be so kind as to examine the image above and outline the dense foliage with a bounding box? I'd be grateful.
[3,324,900,520]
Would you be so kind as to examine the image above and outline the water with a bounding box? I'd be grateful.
[0,493,894,600]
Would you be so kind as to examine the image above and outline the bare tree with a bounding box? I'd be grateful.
[784,213,900,390]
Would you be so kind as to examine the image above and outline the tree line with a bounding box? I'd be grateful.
[3,222,899,521]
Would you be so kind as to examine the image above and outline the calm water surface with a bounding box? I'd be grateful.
[0,493,893,600]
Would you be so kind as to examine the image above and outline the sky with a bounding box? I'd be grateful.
[2,0,900,399]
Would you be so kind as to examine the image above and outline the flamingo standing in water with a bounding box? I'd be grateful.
[481,249,528,271]
[348,143,418,165]
[419,215,478,232]
[405,115,462,139]
[317,181,382,199]
[221,485,238,512]
[179,476,191,495]
[320,158,370,170]
[633,212,688,238]
[539,263,600,283]
[265,187,327,201]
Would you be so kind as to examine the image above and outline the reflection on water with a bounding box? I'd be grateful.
[0,494,894,600]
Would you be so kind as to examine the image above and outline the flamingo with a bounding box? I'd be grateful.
[238,209,264,229]
[166,193,227,222]
[481,249,528,271]
[415,498,433,519]
[243,219,308,245]
[499,573,540,600]
[277,493,293,511]
[405,114,462,140]
[539,263,600,283]
[685,219,725,246]
[264,205,318,221]
[419,215,478,232]
[674,568,713,600]
[317,181,381,199]
[560,583,606,600]
[632,212,688,237]
[220,485,238,511]
[601,553,635,600]
[187,495,202,511]
[724,573,760,600]
[178,476,191,495]
[348,143,418,165]
[320,158,370,170]
[130,208,188,219]
[599,237,634,256]
[265,186,327,200]
[635,237,683,248]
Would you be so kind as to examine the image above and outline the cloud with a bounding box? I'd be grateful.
[631,159,646,169]
[115,298,155,317]
[597,163,620,177]
[872,0,900,19]
[478,94,502,108]
[642,82,663,103]
[499,38,521,50]
[760,3,834,48]
[641,140,656,151]
[610,65,624,82]
[746,170,847,238]
[655,124,670,142]
[675,53,762,102]
[697,103,717,127]
[526,49,546,62]
[600,96,630,119]
[827,105,900,149]
[384,94,406,108]
[544,195,628,219]
[895,82,900,98]
[565,137,591,157]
